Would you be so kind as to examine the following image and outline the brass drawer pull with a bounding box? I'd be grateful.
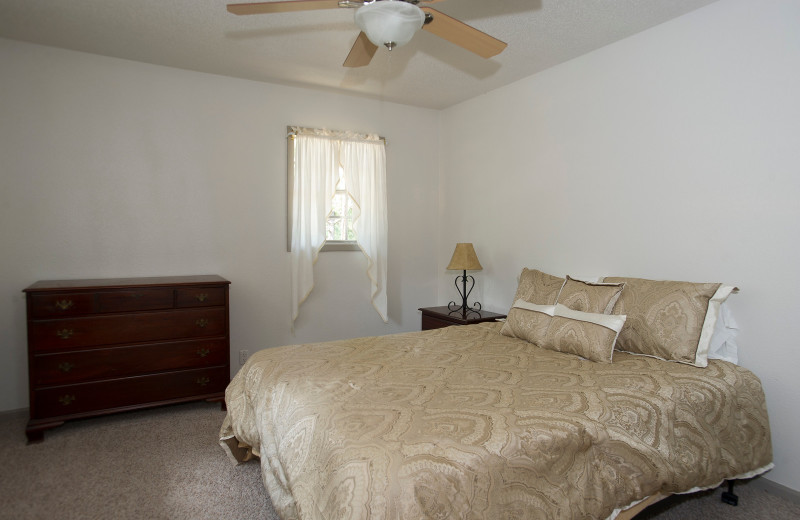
[56,329,74,339]
[195,293,209,302]
[197,348,210,358]
[54,299,74,311]
[58,362,75,373]
[195,318,209,328]
[196,377,210,387]
[59,394,76,406]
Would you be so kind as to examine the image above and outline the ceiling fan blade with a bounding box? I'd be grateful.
[343,31,379,68]
[227,1,343,15]
[420,7,507,59]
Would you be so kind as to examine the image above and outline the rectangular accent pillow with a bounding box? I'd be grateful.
[603,276,737,367]
[556,276,624,314]
[540,304,627,363]
[499,299,555,347]
[511,268,565,306]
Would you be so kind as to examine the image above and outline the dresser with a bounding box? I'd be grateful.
[419,306,507,331]
[24,275,231,442]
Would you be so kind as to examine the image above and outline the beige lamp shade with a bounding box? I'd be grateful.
[446,243,483,271]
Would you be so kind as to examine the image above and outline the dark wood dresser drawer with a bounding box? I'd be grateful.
[28,307,227,351]
[28,292,95,319]
[32,366,230,419]
[176,287,227,308]
[23,275,231,442]
[95,287,174,313]
[33,338,228,385]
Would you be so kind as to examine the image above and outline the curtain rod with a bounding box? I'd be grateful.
[287,126,386,145]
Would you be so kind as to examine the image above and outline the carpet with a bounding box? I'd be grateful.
[0,402,796,519]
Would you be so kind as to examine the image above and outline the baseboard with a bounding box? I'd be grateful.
[0,407,28,419]
[751,476,800,504]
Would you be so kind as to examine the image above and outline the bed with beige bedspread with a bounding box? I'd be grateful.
[219,321,772,520]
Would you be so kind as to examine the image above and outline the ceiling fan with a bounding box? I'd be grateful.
[227,0,507,67]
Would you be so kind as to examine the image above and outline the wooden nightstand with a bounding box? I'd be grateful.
[419,306,507,331]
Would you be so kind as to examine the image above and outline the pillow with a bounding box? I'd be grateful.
[499,300,555,346]
[540,304,627,363]
[556,276,624,314]
[511,268,565,305]
[707,302,739,364]
[603,276,737,367]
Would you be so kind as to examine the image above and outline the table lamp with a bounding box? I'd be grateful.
[446,243,483,317]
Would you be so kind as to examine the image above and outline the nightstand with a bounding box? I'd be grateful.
[419,306,507,331]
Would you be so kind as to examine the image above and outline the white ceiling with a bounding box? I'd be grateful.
[0,0,718,109]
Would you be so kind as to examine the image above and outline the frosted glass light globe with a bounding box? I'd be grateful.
[354,0,426,49]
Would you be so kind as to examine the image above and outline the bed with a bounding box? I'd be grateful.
[220,271,773,520]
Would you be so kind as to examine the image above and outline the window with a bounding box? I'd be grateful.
[323,171,360,251]
[287,126,388,324]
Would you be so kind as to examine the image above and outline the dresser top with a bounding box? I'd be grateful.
[24,275,230,292]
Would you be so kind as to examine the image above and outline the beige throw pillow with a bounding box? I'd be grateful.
[499,300,555,346]
[512,268,565,305]
[603,276,737,367]
[556,276,624,314]
[540,304,627,363]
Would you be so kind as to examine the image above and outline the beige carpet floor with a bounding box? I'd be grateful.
[0,401,797,519]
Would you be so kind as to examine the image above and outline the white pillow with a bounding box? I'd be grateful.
[707,302,739,364]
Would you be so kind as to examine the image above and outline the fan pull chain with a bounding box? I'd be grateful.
[383,46,394,96]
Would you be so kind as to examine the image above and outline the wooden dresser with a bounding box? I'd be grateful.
[23,275,231,442]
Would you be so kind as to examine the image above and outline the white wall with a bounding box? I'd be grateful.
[439,0,800,491]
[0,38,440,412]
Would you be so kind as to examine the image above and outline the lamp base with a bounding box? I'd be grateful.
[448,271,482,319]
[447,301,482,319]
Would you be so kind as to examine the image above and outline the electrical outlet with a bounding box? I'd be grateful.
[239,349,249,365]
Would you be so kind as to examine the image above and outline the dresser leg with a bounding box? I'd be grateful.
[26,430,44,444]
[26,420,65,444]
[205,396,226,411]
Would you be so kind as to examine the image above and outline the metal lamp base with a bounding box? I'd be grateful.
[448,271,482,319]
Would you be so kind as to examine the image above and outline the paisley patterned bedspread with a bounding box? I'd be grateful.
[219,323,772,520]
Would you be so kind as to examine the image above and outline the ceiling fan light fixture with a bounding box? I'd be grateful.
[355,0,426,50]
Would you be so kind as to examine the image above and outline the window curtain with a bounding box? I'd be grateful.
[289,127,388,326]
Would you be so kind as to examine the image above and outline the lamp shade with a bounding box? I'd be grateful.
[354,0,426,49]
[447,243,483,271]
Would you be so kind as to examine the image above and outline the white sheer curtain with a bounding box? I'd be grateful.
[289,127,388,326]
[341,138,388,322]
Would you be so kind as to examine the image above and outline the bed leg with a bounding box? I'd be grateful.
[721,480,739,506]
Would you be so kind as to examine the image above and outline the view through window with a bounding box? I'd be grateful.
[326,172,357,243]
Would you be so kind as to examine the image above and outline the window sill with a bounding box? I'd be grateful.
[321,241,360,252]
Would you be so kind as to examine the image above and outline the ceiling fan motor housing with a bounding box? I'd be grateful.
[355,0,426,49]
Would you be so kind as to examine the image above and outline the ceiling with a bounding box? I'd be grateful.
[0,0,718,109]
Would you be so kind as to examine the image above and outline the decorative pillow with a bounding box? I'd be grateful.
[556,276,624,314]
[603,276,737,367]
[499,300,555,346]
[512,268,565,305]
[540,304,627,363]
